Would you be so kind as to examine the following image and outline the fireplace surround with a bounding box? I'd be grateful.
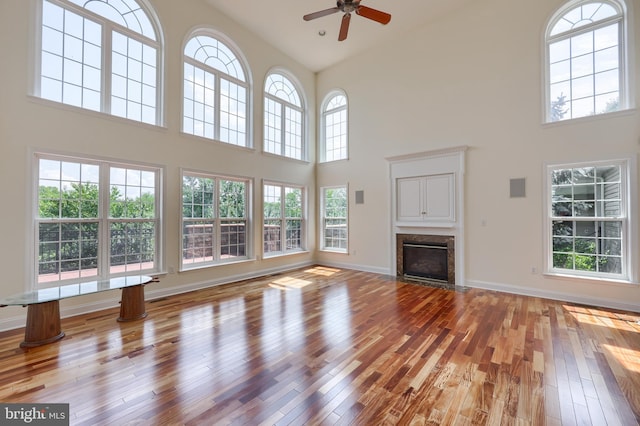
[396,234,455,289]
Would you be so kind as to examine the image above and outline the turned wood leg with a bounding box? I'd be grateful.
[21,300,65,348]
[118,285,147,322]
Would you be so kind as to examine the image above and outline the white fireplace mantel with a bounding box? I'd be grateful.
[387,146,467,286]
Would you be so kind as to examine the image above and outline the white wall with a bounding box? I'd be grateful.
[316,0,640,311]
[0,0,317,329]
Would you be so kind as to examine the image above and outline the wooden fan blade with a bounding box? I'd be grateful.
[338,13,351,41]
[356,5,391,24]
[303,7,340,21]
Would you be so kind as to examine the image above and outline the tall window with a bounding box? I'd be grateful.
[181,172,250,269]
[545,0,628,122]
[264,73,305,160]
[36,154,161,288]
[321,186,348,252]
[321,92,348,162]
[545,159,632,281]
[38,0,162,125]
[183,33,249,146]
[263,183,305,256]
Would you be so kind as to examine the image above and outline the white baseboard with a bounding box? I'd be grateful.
[317,260,391,276]
[465,279,640,313]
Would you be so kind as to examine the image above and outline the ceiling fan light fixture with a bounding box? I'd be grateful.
[303,0,391,41]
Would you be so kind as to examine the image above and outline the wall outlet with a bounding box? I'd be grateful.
[531,266,537,274]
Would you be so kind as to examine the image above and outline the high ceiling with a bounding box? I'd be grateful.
[205,0,471,72]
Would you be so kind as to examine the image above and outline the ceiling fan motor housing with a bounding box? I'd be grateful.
[338,0,359,13]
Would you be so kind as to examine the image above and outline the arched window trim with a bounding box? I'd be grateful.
[34,0,165,126]
[543,0,633,124]
[182,27,253,148]
[263,68,308,161]
[546,1,623,38]
[320,89,349,163]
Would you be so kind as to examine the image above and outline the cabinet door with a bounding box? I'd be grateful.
[397,177,423,221]
[425,173,454,221]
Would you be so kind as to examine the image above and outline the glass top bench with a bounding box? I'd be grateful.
[0,275,156,348]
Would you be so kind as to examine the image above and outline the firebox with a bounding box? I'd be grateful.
[396,234,455,288]
[403,242,448,282]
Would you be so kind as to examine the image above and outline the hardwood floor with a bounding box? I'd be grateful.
[0,266,638,425]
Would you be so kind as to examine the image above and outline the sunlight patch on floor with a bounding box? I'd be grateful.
[603,344,640,373]
[563,305,640,331]
[269,276,313,290]
[304,266,341,276]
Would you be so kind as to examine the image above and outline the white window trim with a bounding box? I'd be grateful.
[30,150,164,290]
[179,169,253,271]
[542,0,634,124]
[320,89,349,163]
[320,184,349,254]
[181,28,253,148]
[262,180,307,258]
[542,156,637,284]
[263,68,308,161]
[33,0,165,126]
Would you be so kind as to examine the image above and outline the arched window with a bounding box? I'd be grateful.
[264,72,305,160]
[545,0,629,122]
[183,32,250,147]
[37,0,163,125]
[321,91,348,162]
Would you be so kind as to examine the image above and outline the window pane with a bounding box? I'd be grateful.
[264,98,282,154]
[595,69,618,95]
[219,179,246,218]
[264,219,282,253]
[601,221,621,238]
[110,221,155,274]
[220,219,246,259]
[38,222,99,283]
[571,32,594,57]
[550,60,570,84]
[552,220,573,236]
[594,46,618,73]
[263,185,281,218]
[183,220,215,264]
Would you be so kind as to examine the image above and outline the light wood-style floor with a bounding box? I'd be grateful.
[0,266,638,425]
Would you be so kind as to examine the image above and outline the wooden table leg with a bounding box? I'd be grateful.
[118,285,147,322]
[21,300,65,348]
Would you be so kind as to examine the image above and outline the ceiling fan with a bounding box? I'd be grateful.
[303,0,391,41]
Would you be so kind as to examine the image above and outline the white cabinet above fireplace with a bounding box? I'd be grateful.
[387,145,467,284]
[396,173,455,226]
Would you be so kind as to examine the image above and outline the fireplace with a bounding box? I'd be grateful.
[396,234,455,289]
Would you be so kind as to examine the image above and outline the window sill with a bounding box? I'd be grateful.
[262,249,309,259]
[543,271,638,287]
[318,158,349,165]
[28,95,168,130]
[318,249,348,254]
[180,131,255,152]
[261,151,310,165]
[542,107,637,128]
[179,257,255,273]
